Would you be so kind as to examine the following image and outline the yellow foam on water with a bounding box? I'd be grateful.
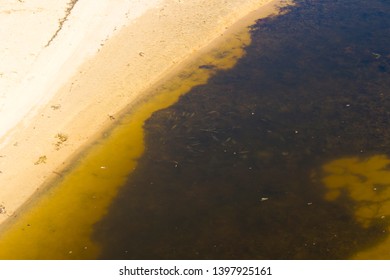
[0,26,252,259]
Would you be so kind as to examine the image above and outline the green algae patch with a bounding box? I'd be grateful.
[321,155,390,259]
[0,25,252,259]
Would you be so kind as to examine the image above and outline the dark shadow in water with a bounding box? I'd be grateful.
[94,0,390,259]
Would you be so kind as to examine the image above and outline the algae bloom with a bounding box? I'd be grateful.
[322,155,390,227]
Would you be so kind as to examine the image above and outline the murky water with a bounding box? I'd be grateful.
[0,7,253,259]
[1,0,390,260]
[93,0,390,259]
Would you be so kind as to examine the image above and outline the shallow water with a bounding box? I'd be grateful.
[1,0,390,260]
[93,0,390,259]
[0,11,252,259]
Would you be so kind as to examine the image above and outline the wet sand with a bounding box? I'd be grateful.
[0,0,281,227]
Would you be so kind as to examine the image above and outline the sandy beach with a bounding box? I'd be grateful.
[0,0,281,226]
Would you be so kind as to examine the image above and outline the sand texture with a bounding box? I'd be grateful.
[0,0,280,225]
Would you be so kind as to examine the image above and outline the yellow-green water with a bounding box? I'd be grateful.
[92,0,390,259]
[321,155,390,259]
[0,23,252,259]
[2,0,390,260]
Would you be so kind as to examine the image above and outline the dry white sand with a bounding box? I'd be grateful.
[0,0,282,225]
[0,0,161,143]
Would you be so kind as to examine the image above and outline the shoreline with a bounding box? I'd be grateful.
[0,0,284,227]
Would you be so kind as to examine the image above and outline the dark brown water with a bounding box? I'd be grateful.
[94,0,390,259]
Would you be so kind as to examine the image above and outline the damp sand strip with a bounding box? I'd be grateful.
[0,4,284,259]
